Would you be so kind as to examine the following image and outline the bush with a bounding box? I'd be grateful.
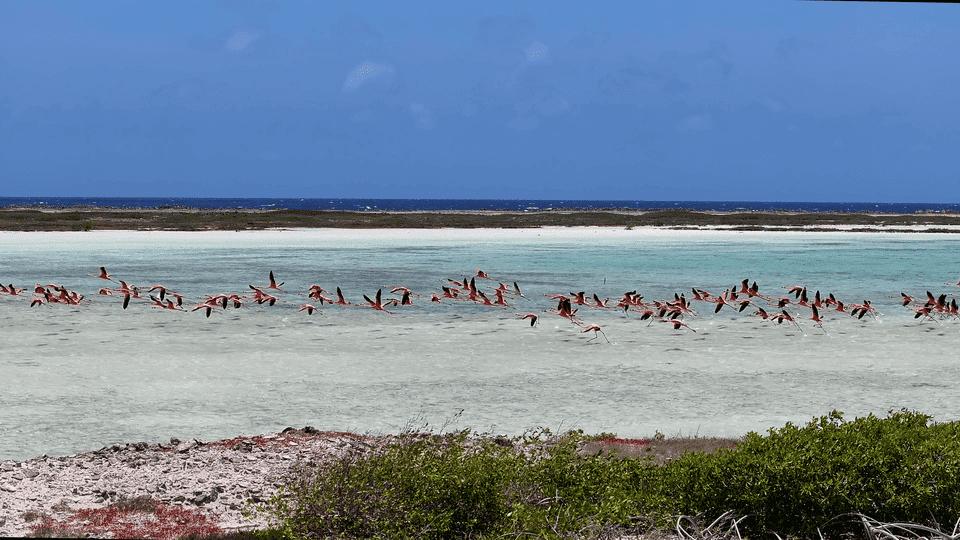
[269,430,523,539]
[657,409,960,537]
[264,411,960,539]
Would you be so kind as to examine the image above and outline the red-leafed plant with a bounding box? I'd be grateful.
[29,496,222,539]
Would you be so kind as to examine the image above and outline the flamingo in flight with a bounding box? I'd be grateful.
[330,287,351,306]
[662,318,696,333]
[88,267,115,282]
[362,289,393,313]
[517,313,539,326]
[251,271,284,292]
[582,324,611,343]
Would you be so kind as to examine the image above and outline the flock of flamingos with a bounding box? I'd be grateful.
[2,267,960,342]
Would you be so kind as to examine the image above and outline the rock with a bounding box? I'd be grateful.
[175,440,197,453]
[193,489,219,506]
[170,437,182,446]
[0,484,16,493]
[303,426,319,435]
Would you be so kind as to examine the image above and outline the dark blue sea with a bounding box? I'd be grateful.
[1,197,959,213]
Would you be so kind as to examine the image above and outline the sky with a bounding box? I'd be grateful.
[1,1,958,202]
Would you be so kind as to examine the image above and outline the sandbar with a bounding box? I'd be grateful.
[2,205,960,232]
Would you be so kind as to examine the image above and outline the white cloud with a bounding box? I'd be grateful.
[524,41,549,62]
[224,31,260,52]
[342,61,395,92]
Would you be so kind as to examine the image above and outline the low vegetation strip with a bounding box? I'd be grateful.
[16,410,960,539]
[2,206,960,231]
[256,409,959,539]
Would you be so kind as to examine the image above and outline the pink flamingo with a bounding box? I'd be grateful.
[809,305,826,331]
[517,313,539,326]
[191,301,221,318]
[299,304,318,315]
[362,289,393,313]
[770,310,802,330]
[592,294,612,308]
[331,287,351,306]
[582,324,610,343]
[440,286,459,300]
[661,318,696,333]
[87,267,115,282]
[251,271,284,292]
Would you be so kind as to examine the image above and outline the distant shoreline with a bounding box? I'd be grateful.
[2,205,960,232]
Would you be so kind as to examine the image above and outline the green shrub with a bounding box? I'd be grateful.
[657,409,960,537]
[263,411,960,539]
[269,430,523,539]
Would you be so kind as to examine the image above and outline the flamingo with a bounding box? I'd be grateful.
[517,313,539,326]
[249,287,279,306]
[593,294,612,308]
[115,280,136,309]
[582,324,611,343]
[191,301,221,318]
[331,287,351,306]
[87,267,115,282]
[251,271,284,292]
[440,286,458,300]
[770,310,802,330]
[391,286,418,297]
[546,298,582,326]
[783,285,805,298]
[898,292,919,307]
[910,304,938,323]
[809,305,826,331]
[399,290,418,308]
[661,318,696,333]
[148,285,169,302]
[362,289,392,313]
[4,284,25,296]
[299,304,319,315]
[475,290,495,307]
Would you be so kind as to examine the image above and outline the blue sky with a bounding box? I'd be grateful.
[1,1,958,202]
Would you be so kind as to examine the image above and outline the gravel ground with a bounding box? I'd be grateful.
[0,428,372,537]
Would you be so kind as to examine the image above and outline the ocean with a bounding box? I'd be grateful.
[2,224,960,461]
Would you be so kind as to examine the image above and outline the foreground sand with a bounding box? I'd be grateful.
[0,428,370,537]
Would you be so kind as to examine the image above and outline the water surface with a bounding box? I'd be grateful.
[1,228,958,461]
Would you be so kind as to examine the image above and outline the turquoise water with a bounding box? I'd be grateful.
[2,228,959,461]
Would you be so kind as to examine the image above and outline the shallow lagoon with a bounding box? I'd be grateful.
[2,228,959,461]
